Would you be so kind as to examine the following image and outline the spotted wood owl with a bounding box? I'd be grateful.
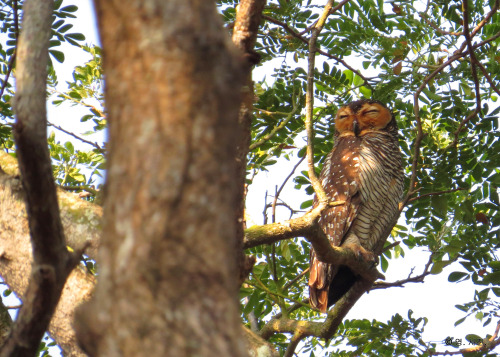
[308,100,404,313]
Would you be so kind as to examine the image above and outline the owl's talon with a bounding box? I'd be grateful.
[344,243,375,265]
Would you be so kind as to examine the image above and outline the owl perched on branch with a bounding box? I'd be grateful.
[308,100,404,313]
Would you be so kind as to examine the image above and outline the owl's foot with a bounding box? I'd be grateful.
[343,243,376,268]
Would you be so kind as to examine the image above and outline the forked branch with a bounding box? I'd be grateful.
[1,1,82,355]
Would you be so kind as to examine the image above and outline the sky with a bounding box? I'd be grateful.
[30,0,500,355]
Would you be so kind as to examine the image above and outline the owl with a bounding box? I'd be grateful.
[308,100,404,313]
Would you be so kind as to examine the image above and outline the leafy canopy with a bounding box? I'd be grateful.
[0,0,499,356]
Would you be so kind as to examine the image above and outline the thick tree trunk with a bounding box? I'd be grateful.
[75,1,247,356]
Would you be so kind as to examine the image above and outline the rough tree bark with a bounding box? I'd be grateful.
[1,1,82,355]
[231,0,266,284]
[75,1,247,356]
[0,151,99,357]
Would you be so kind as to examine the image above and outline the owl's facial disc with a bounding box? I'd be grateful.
[357,103,392,132]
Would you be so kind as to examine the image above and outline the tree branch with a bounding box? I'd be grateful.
[407,187,468,203]
[244,204,383,282]
[2,1,82,354]
[259,278,373,341]
[249,93,301,150]
[371,254,433,290]
[0,155,98,356]
[429,320,500,356]
[305,0,337,205]
[231,0,267,287]
[262,2,372,85]
[48,121,105,152]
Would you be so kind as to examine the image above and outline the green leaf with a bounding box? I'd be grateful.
[466,334,482,345]
[430,260,452,274]
[65,33,86,41]
[359,86,372,98]
[60,5,78,12]
[71,173,86,182]
[422,88,442,101]
[353,75,364,87]
[300,199,312,209]
[58,24,73,33]
[448,271,468,282]
[488,261,500,270]
[49,50,65,63]
[491,287,500,297]
[281,242,291,262]
[64,141,74,154]
[482,271,500,285]
[431,195,447,218]
[52,19,64,29]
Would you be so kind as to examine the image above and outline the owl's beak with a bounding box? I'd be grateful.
[353,118,360,136]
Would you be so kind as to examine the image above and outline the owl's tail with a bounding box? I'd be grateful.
[309,257,357,313]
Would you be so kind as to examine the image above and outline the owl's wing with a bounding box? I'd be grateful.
[308,136,361,312]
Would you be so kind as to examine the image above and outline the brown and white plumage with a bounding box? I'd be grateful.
[308,100,404,313]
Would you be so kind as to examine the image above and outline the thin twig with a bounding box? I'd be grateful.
[250,94,300,150]
[58,184,98,196]
[475,60,500,96]
[0,0,19,100]
[305,0,337,205]
[246,278,310,308]
[51,90,105,117]
[418,12,462,36]
[372,254,433,290]
[462,0,481,113]
[264,201,302,216]
[276,156,306,203]
[283,267,309,291]
[48,121,104,152]
[402,29,500,205]
[408,187,468,203]
[262,2,372,86]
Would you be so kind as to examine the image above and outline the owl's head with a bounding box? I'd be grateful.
[334,100,398,137]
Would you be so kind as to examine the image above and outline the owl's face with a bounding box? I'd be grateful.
[334,100,393,136]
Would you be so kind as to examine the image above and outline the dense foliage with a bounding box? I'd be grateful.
[225,0,500,355]
[0,0,499,356]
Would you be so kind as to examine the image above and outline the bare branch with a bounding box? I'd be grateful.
[2,1,81,355]
[231,0,267,288]
[305,0,337,205]
[274,155,306,209]
[48,121,105,152]
[470,0,499,38]
[408,187,468,203]
[371,254,433,290]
